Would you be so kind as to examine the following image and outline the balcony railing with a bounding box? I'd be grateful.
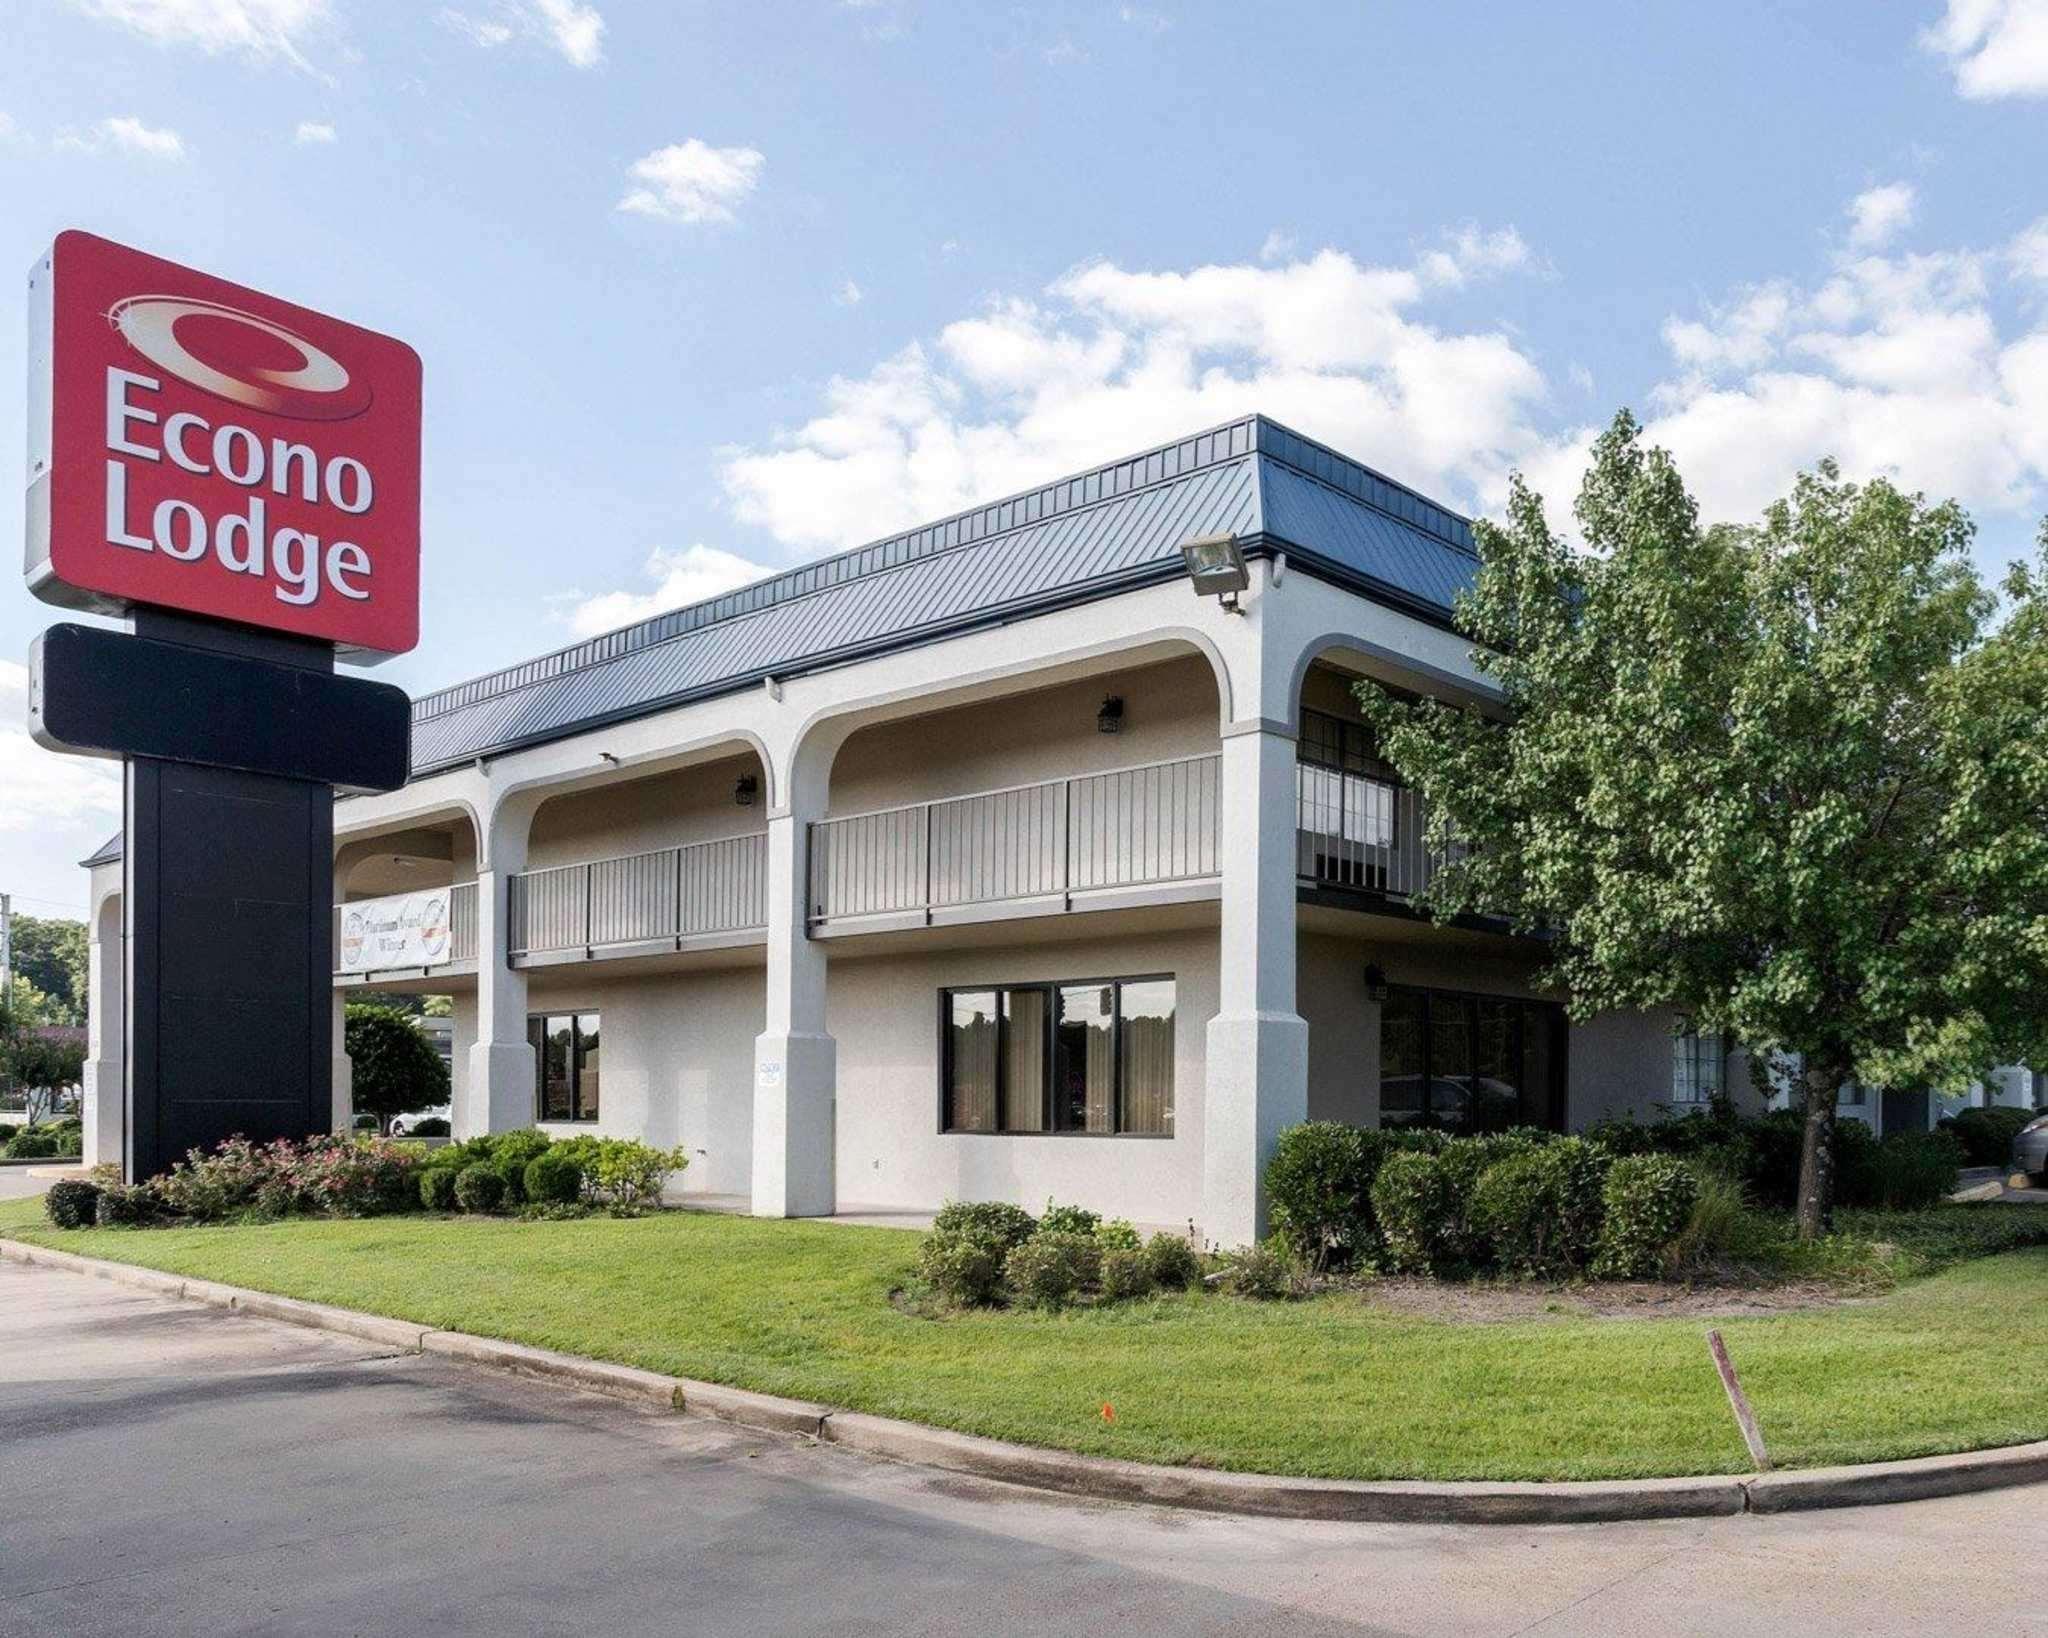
[809,753,1223,925]
[1295,763,1447,900]
[334,881,478,974]
[508,833,768,958]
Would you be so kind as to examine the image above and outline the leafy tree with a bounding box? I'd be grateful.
[345,1004,450,1133]
[1358,413,2048,1238]
[0,976,82,1124]
[9,916,87,1027]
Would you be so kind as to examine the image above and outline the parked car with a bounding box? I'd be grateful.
[2014,1113,2048,1182]
[389,1107,453,1138]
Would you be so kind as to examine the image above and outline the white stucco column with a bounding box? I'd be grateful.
[461,800,535,1138]
[81,876,124,1168]
[1202,718,1309,1248]
[330,989,353,1133]
[752,779,835,1218]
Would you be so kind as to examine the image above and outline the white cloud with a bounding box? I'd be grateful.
[719,238,1548,553]
[834,279,864,307]
[439,8,512,47]
[67,0,328,67]
[293,119,336,143]
[531,0,603,66]
[564,545,777,637]
[1512,196,2048,531]
[1923,0,2048,98]
[618,139,765,225]
[1258,229,1296,264]
[59,115,187,159]
[0,661,123,837]
[1417,224,1531,287]
[1043,36,1088,65]
[1846,181,1917,249]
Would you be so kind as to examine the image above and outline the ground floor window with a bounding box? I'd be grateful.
[1379,986,1565,1132]
[529,1012,601,1122]
[1671,1031,1724,1105]
[942,976,1175,1136]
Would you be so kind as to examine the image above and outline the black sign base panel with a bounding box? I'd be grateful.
[120,611,364,1181]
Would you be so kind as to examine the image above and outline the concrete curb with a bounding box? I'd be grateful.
[6,1236,2046,1525]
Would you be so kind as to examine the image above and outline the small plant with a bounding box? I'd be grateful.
[1098,1245,1155,1301]
[1842,1130,1963,1211]
[1143,1231,1204,1290]
[453,1163,507,1213]
[931,1200,1037,1255]
[1003,1230,1100,1310]
[44,1177,102,1229]
[419,1166,460,1211]
[523,1148,585,1206]
[1594,1153,1699,1278]
[1468,1150,1563,1276]
[1370,1150,1449,1274]
[1095,1217,1142,1253]
[410,1116,451,1137]
[918,1233,1008,1307]
[1038,1200,1101,1238]
[1664,1163,1756,1271]
[5,1127,60,1160]
[1217,1238,1301,1300]
[486,1129,554,1205]
[94,1181,162,1227]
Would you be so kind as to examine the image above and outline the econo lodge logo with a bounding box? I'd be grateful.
[27,230,423,657]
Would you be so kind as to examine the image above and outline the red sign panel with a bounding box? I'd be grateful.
[26,231,421,658]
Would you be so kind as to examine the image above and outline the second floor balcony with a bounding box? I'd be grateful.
[508,833,770,964]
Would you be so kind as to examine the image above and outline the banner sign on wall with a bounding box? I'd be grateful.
[338,890,453,974]
[25,230,422,659]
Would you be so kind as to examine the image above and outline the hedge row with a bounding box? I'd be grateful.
[918,1199,1203,1310]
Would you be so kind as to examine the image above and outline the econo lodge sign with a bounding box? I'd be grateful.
[25,231,421,656]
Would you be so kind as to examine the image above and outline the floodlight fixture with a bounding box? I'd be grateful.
[1181,532,1249,612]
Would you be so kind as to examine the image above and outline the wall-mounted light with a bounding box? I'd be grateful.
[734,774,759,807]
[1363,964,1389,1003]
[1181,531,1249,613]
[1096,695,1125,735]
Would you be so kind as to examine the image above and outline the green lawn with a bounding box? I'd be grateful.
[5,1195,2045,1483]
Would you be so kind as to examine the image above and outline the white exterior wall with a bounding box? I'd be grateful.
[829,926,1217,1232]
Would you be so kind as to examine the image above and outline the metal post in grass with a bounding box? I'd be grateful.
[1705,1328,1772,1472]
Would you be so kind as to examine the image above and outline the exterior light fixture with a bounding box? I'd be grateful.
[1363,963,1389,1003]
[1181,531,1249,612]
[734,774,759,807]
[1096,696,1125,734]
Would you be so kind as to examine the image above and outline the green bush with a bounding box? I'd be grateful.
[1370,1150,1449,1274]
[410,1117,451,1137]
[0,1123,17,1145]
[1144,1231,1204,1291]
[5,1127,59,1160]
[1594,1154,1699,1279]
[1098,1246,1156,1301]
[1467,1151,1564,1276]
[1218,1238,1301,1300]
[1094,1218,1142,1253]
[1940,1106,2036,1168]
[930,1200,1037,1255]
[1264,1121,1374,1270]
[579,1139,688,1210]
[419,1167,459,1211]
[918,1233,1007,1307]
[1434,1132,1548,1263]
[453,1163,507,1213]
[1003,1230,1100,1310]
[54,1127,83,1158]
[44,1177,101,1229]
[94,1182,161,1226]
[1665,1162,1757,1271]
[523,1149,584,1206]
[1842,1130,1963,1211]
[487,1129,553,1205]
[1038,1202,1101,1238]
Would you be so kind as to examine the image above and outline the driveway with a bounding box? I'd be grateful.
[3,1258,2044,1638]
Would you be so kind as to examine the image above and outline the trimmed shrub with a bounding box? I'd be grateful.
[1545,1136,1612,1270]
[487,1129,553,1205]
[1265,1121,1374,1270]
[1144,1231,1204,1291]
[1218,1239,1300,1300]
[930,1200,1037,1255]
[1842,1130,1962,1211]
[1940,1106,2035,1168]
[94,1182,161,1226]
[419,1166,460,1211]
[1098,1246,1156,1301]
[5,1127,59,1160]
[1435,1132,1548,1263]
[1003,1230,1100,1310]
[54,1127,82,1158]
[0,1123,17,1146]
[919,1233,1008,1307]
[1038,1202,1101,1238]
[1095,1217,1142,1253]
[1371,1150,1449,1274]
[410,1117,451,1137]
[44,1177,102,1229]
[580,1139,688,1210]
[523,1148,584,1206]
[1467,1150,1564,1276]
[453,1163,507,1213]
[157,1135,278,1220]
[1594,1154,1699,1279]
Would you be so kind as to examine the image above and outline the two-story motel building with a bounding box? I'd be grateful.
[80,417,1718,1245]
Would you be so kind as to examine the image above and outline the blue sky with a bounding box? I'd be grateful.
[5,0,2048,915]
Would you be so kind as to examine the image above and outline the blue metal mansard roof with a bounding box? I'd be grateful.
[406,414,1480,775]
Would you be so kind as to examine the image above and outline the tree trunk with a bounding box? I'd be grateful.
[1796,1063,1841,1242]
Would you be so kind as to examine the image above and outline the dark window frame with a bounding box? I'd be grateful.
[529,1010,601,1124]
[1378,983,1568,1132]
[938,973,1176,1138]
